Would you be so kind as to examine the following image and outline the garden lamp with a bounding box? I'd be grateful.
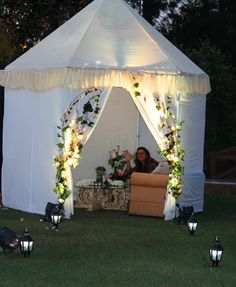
[51,208,62,230]
[20,227,34,257]
[187,213,198,235]
[209,236,224,267]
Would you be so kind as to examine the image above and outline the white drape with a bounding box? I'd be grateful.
[130,91,176,219]
[73,87,139,182]
[62,87,112,217]
[0,69,210,97]
[129,91,206,219]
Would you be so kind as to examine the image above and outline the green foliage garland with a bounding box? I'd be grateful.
[158,96,185,199]
[133,80,185,199]
[53,88,102,204]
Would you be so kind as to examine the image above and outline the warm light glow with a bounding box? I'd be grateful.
[53,88,102,204]
[210,250,223,261]
[51,214,61,225]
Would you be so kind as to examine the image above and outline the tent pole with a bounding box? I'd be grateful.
[135,112,140,149]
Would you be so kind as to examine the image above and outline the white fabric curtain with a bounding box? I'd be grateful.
[130,91,177,219]
[62,87,112,217]
[129,91,206,219]
[0,69,211,97]
[72,87,139,183]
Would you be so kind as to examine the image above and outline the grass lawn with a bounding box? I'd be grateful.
[0,194,236,287]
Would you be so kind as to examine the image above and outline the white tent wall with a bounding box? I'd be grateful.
[72,87,139,183]
[2,87,80,214]
[138,114,162,161]
[178,94,206,212]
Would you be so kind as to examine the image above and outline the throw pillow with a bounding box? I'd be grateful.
[151,161,170,174]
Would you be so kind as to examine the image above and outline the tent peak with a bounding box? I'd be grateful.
[5,0,206,76]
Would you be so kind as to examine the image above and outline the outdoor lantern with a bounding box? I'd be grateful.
[209,236,224,267]
[187,213,198,235]
[51,208,62,230]
[0,227,20,255]
[20,227,34,257]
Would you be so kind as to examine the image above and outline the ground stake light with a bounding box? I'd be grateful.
[187,213,198,235]
[20,227,34,257]
[210,236,224,267]
[51,208,62,231]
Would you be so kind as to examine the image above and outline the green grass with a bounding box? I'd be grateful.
[0,194,236,287]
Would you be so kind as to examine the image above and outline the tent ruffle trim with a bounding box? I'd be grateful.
[0,68,211,96]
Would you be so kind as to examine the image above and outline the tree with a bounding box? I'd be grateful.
[156,0,236,175]
[185,40,236,153]
[0,0,93,68]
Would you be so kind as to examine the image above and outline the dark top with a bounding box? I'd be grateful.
[133,158,159,173]
[124,157,158,179]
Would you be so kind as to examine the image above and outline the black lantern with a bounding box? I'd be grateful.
[209,236,224,267]
[51,208,62,230]
[20,227,34,257]
[187,213,198,235]
[0,227,20,255]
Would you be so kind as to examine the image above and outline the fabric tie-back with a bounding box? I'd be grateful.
[0,68,211,97]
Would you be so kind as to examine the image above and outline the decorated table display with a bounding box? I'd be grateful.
[75,178,130,211]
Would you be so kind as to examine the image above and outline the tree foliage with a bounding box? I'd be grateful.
[185,40,236,152]
[0,0,93,67]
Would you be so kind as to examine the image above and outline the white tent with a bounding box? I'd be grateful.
[0,0,210,219]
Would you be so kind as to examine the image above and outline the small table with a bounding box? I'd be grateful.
[75,180,130,211]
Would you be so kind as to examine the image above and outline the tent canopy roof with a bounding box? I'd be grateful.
[0,0,211,95]
[6,0,204,75]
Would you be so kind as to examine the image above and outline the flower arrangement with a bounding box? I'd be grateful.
[53,88,102,205]
[156,96,185,199]
[108,146,127,180]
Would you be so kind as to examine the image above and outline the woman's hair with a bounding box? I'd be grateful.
[136,147,150,158]
[134,147,151,169]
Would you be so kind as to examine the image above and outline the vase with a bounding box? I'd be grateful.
[96,170,104,184]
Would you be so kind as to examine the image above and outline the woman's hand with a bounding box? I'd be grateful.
[123,150,132,162]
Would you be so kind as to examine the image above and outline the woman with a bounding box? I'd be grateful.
[124,147,158,177]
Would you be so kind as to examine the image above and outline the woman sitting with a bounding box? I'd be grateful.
[123,146,159,178]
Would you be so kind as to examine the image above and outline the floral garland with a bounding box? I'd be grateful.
[53,88,102,204]
[132,79,185,199]
[157,96,185,199]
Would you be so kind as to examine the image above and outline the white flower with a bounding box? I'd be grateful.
[61,170,67,178]
[169,177,179,187]
[58,198,65,204]
[69,119,76,127]
[67,158,74,165]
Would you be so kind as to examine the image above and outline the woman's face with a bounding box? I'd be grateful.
[136,149,147,163]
